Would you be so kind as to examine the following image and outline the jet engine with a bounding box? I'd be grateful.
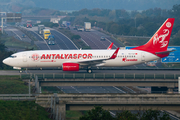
[62,63,79,71]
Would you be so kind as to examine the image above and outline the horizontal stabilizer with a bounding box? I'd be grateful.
[155,48,176,54]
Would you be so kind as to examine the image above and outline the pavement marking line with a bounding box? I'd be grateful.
[87,32,109,48]
[92,28,118,48]
[113,86,126,93]
[123,86,136,93]
[134,65,138,68]
[109,111,116,117]
[105,38,118,48]
[51,30,70,49]
[71,86,81,93]
[81,38,89,46]
[25,27,51,50]
[161,110,180,120]
[10,29,22,41]
[53,29,79,50]
[76,31,100,49]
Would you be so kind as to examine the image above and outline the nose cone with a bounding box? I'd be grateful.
[3,58,9,65]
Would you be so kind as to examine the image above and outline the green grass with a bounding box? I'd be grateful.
[41,86,64,93]
[0,75,29,94]
[66,111,84,120]
[117,37,149,46]
[0,101,51,120]
[2,36,37,50]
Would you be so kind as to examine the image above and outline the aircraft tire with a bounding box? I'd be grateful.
[87,69,92,73]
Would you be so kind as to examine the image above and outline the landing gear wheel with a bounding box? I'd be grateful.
[87,69,92,73]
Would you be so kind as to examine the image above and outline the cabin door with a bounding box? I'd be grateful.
[141,52,145,61]
[23,53,27,62]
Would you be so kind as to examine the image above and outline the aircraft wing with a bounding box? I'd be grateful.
[77,48,119,66]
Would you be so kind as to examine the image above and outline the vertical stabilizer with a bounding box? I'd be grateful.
[131,18,175,57]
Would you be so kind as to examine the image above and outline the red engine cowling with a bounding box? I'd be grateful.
[62,63,79,71]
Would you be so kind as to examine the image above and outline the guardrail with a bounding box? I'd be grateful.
[0,94,35,100]
[20,73,180,80]
[36,94,180,102]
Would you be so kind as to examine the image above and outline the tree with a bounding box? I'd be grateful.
[79,107,171,120]
[79,106,114,120]
[171,4,180,18]
[140,109,160,120]
[109,23,119,34]
[140,109,171,120]
[0,39,13,70]
[71,35,81,40]
[115,110,138,120]
[0,41,6,52]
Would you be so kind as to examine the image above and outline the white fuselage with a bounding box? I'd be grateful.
[3,49,159,68]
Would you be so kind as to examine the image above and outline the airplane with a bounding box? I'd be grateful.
[3,18,175,73]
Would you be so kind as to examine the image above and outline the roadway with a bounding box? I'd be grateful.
[5,26,78,50]
[1,69,180,75]
[4,26,32,51]
[71,28,122,49]
[23,27,78,50]
[5,27,31,43]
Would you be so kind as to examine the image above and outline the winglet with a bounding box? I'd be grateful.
[109,48,119,59]
[107,43,113,50]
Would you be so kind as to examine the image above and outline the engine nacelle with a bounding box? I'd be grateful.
[62,63,79,71]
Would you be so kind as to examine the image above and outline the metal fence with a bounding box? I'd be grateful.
[20,73,180,80]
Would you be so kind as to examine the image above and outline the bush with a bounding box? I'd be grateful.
[71,35,81,40]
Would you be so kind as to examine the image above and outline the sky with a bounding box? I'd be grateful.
[1,0,180,11]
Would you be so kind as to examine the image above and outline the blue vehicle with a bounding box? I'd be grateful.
[48,35,55,45]
[22,34,26,38]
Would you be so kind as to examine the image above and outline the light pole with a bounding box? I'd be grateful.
[134,17,136,28]
[1,17,5,34]
[0,12,6,34]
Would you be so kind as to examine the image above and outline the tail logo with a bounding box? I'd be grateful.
[153,29,169,48]
[166,22,171,28]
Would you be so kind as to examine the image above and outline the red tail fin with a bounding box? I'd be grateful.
[131,18,175,56]
[107,43,113,50]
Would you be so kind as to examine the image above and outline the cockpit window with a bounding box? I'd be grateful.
[9,56,17,58]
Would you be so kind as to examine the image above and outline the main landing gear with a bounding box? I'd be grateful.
[19,68,28,73]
